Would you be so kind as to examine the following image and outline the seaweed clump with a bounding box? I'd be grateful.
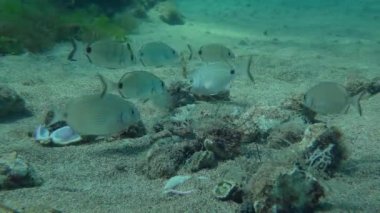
[0,0,143,55]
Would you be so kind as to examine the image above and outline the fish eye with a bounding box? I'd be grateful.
[161,81,165,88]
[228,51,232,56]
[230,69,235,75]
[131,109,135,115]
[172,50,176,55]
[86,46,92,54]
[118,82,123,89]
[198,50,202,55]
[130,54,134,61]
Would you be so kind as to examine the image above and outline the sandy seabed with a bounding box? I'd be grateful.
[1,0,379,212]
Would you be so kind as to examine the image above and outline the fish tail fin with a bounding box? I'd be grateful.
[180,52,188,79]
[67,38,78,61]
[187,44,193,60]
[351,91,366,116]
[97,74,117,98]
[126,43,135,63]
[247,55,255,84]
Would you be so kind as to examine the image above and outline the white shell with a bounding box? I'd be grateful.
[164,175,192,191]
[34,125,50,142]
[50,126,82,145]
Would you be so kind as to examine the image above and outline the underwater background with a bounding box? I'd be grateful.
[0,0,379,212]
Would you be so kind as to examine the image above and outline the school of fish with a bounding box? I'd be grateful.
[56,39,370,137]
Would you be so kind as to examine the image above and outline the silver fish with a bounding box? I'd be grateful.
[60,94,140,136]
[138,41,178,67]
[98,71,171,109]
[86,39,135,69]
[190,62,236,96]
[304,82,364,115]
[198,43,235,62]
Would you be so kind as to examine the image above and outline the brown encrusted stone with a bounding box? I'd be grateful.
[204,126,242,160]
[0,152,43,190]
[157,2,185,25]
[247,164,324,213]
[139,140,202,179]
[0,85,27,117]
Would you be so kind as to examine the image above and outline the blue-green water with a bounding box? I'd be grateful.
[0,0,379,212]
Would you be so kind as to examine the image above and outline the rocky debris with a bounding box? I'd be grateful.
[0,85,28,118]
[297,123,346,177]
[167,81,195,109]
[344,75,370,96]
[267,117,306,149]
[247,164,324,213]
[367,77,380,95]
[186,150,217,172]
[234,105,293,143]
[139,140,202,179]
[213,180,242,203]
[0,152,43,190]
[156,2,185,25]
[203,126,242,160]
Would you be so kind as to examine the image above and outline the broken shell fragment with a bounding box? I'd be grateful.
[213,180,238,201]
[34,124,50,142]
[50,126,82,146]
[34,124,82,146]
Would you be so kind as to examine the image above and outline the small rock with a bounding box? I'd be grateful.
[157,2,185,25]
[187,151,217,172]
[298,123,346,176]
[367,77,380,95]
[247,164,324,213]
[204,126,242,160]
[139,140,202,179]
[0,85,28,118]
[267,117,306,149]
[235,105,293,142]
[0,152,43,190]
[344,74,370,96]
[213,180,242,202]
[167,81,195,108]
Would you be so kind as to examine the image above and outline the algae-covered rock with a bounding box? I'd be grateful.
[368,77,380,95]
[298,123,346,176]
[267,117,306,149]
[247,164,324,213]
[203,127,242,160]
[139,140,202,179]
[0,85,28,118]
[0,152,43,190]
[156,2,185,25]
[235,105,293,143]
[213,180,242,202]
[187,150,217,172]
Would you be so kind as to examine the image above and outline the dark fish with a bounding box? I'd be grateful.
[198,43,235,62]
[139,41,178,67]
[304,82,364,115]
[86,39,135,69]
